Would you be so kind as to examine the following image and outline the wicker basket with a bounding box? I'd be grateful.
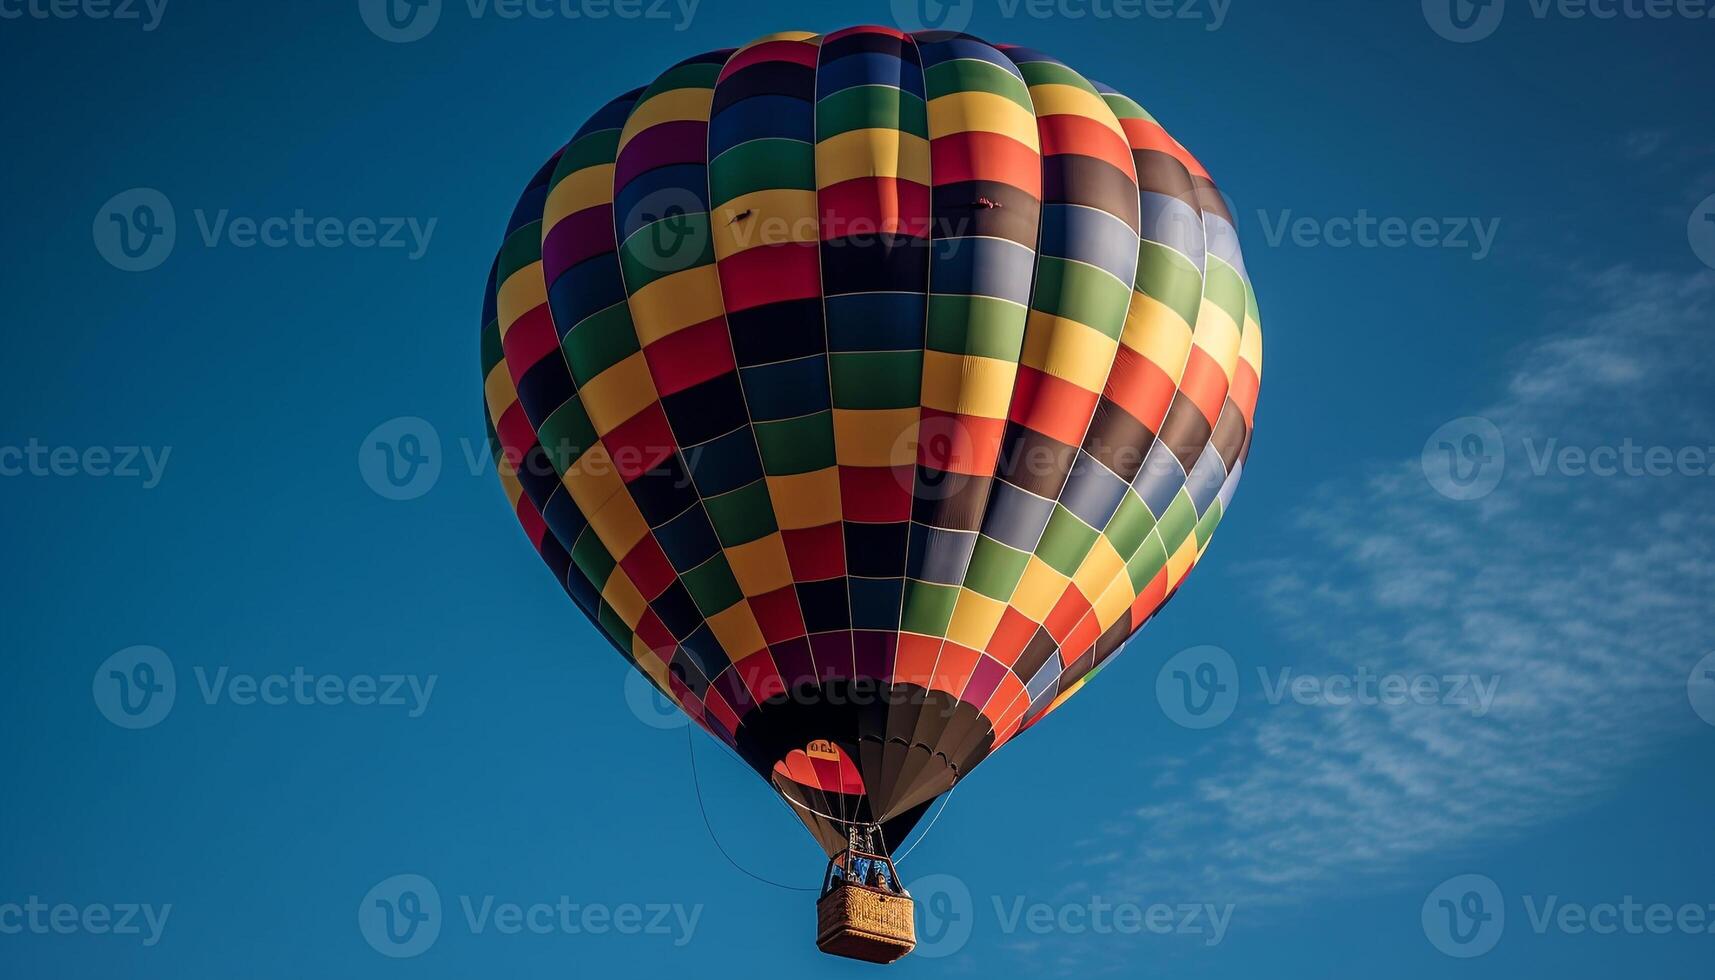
[816,882,916,964]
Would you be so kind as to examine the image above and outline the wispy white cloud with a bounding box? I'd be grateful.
[1621,129,1666,161]
[1073,267,1715,911]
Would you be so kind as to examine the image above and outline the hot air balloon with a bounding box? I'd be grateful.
[479,26,1262,963]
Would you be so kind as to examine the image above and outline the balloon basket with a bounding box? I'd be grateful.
[815,837,915,964]
[817,882,915,963]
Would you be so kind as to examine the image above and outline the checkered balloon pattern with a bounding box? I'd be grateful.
[481,27,1262,854]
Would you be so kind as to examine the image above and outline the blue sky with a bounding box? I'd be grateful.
[2,1,1713,977]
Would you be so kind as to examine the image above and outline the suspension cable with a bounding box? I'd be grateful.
[684,725,958,881]
[684,725,818,892]
[894,784,956,865]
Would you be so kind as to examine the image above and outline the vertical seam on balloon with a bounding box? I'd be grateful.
[887,30,936,653]
[1009,119,1224,739]
[548,105,710,716]
[922,45,1052,727]
[980,92,1196,741]
[605,69,742,736]
[698,42,805,702]
[540,96,698,712]
[534,141,606,600]
[803,32,858,688]
[1076,135,1219,627]
[1048,243,1251,706]
[986,57,1142,723]
[796,29,855,833]
[878,37,1047,816]
[860,27,935,826]
[916,41,1047,720]
[481,257,549,558]
[931,49,1115,763]
[511,151,586,590]
[891,32,963,651]
[498,150,615,616]
[1117,176,1234,590]
[1189,248,1262,562]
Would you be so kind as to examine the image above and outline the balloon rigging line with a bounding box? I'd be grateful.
[685,724,849,824]
[775,782,860,823]
[894,785,955,865]
[683,722,958,881]
[761,760,955,852]
[685,724,818,893]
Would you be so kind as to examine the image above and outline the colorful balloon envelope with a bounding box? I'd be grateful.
[480,26,1261,864]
